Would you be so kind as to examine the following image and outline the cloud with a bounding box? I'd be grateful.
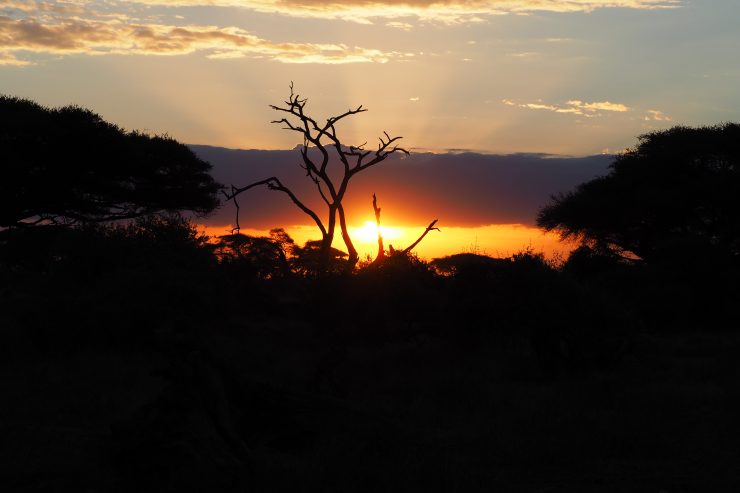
[0,14,396,65]
[0,50,31,65]
[193,145,613,228]
[645,109,671,121]
[506,98,674,125]
[0,1,86,15]
[386,21,413,30]
[0,0,682,64]
[504,98,630,117]
[568,100,630,112]
[124,1,682,24]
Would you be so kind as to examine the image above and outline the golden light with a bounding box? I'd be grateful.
[201,222,577,262]
[350,220,405,244]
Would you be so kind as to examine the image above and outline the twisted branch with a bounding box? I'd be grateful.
[223,177,327,237]
[403,220,440,255]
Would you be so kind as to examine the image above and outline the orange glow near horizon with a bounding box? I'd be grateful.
[350,221,404,244]
[201,222,576,262]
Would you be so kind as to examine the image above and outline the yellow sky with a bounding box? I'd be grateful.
[2,0,737,156]
[203,222,575,260]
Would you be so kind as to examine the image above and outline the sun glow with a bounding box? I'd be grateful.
[350,220,404,244]
[201,222,576,262]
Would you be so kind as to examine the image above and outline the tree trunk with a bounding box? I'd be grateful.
[372,194,385,264]
[337,204,359,269]
[319,206,338,272]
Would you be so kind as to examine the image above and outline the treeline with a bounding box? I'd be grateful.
[2,210,734,376]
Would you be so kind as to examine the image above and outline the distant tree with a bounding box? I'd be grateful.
[291,240,349,276]
[223,84,409,270]
[537,124,740,264]
[214,228,293,280]
[0,96,221,228]
[429,253,507,277]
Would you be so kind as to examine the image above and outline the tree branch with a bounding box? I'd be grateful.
[311,175,331,206]
[254,83,412,271]
[403,219,439,255]
[221,186,241,233]
[336,203,358,268]
[372,193,385,263]
[351,133,409,175]
[224,177,327,237]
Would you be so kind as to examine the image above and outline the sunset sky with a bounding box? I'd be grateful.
[3,0,739,257]
[3,0,739,155]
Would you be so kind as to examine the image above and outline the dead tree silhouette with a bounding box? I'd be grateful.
[370,193,439,264]
[223,83,409,271]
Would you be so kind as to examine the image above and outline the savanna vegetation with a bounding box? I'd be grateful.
[1,98,739,492]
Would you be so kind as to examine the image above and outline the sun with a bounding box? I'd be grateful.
[351,220,404,244]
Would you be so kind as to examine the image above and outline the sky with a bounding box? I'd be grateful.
[193,146,612,229]
[193,146,611,258]
[2,0,739,156]
[2,0,739,258]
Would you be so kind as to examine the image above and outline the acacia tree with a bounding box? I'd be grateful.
[224,84,409,269]
[537,123,740,264]
[0,95,221,228]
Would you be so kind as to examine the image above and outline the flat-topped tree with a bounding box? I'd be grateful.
[537,123,740,265]
[0,96,221,228]
[224,84,409,270]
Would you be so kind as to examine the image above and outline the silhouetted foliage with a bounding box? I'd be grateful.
[430,252,507,277]
[0,95,221,228]
[291,239,349,276]
[562,244,630,280]
[430,249,633,373]
[538,123,740,265]
[215,229,293,280]
[0,213,213,275]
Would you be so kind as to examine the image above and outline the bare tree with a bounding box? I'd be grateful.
[370,193,439,264]
[400,219,440,255]
[224,84,409,270]
[371,193,385,264]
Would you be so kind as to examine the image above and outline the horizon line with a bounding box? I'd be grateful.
[187,142,617,159]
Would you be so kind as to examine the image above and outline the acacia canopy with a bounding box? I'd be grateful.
[537,124,740,263]
[0,96,221,228]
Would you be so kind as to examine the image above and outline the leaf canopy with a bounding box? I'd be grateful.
[0,96,221,227]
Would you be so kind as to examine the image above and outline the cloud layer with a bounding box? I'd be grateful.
[133,1,682,24]
[0,0,681,65]
[0,2,397,65]
[193,145,613,228]
[503,98,671,121]
[503,98,629,116]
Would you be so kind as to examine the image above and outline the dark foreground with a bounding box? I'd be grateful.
[1,224,739,492]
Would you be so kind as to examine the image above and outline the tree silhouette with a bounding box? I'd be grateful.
[223,84,409,270]
[537,123,740,264]
[369,193,439,264]
[0,96,221,228]
[215,229,293,280]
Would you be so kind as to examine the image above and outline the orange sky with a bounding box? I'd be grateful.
[195,146,600,259]
[202,222,576,261]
